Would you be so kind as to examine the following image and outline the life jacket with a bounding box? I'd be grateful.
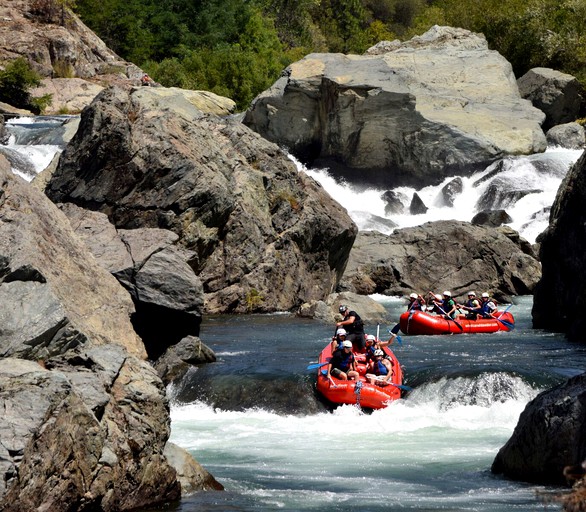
[408,300,424,311]
[334,351,354,371]
[371,359,389,376]
[465,298,479,308]
[480,300,496,317]
[442,298,456,318]
[345,311,364,334]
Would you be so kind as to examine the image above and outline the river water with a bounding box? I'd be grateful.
[167,296,586,511]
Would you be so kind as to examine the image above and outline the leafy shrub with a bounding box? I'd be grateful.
[0,58,52,113]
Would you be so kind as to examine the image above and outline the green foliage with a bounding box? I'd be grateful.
[74,0,586,110]
[245,288,264,312]
[0,58,50,113]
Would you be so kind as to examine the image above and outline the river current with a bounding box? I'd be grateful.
[166,296,586,511]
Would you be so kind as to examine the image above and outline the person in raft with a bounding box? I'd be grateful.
[457,291,481,320]
[407,292,426,311]
[327,340,359,381]
[427,292,444,314]
[330,328,347,352]
[433,291,458,319]
[364,334,397,363]
[480,292,498,316]
[337,304,366,351]
[365,349,393,386]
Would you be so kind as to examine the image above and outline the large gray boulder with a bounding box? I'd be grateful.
[492,373,586,485]
[45,86,357,314]
[517,68,586,131]
[340,221,540,303]
[533,150,586,340]
[0,157,218,510]
[243,26,546,188]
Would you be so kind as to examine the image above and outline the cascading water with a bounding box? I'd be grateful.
[294,147,583,244]
[1,115,78,182]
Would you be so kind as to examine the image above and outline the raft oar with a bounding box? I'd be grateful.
[493,304,515,330]
[371,377,413,391]
[435,303,464,332]
[387,329,402,345]
[307,360,330,370]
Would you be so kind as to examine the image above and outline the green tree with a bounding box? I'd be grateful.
[0,58,51,113]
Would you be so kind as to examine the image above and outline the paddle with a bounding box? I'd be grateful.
[371,377,413,391]
[387,329,402,346]
[306,361,329,370]
[435,302,464,332]
[492,304,514,330]
[320,369,338,388]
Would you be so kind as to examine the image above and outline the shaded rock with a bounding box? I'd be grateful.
[328,291,390,325]
[437,177,463,207]
[382,190,406,215]
[410,192,428,214]
[492,373,586,485]
[45,86,357,314]
[340,221,541,303]
[57,203,204,359]
[154,336,216,385]
[533,150,586,340]
[471,209,513,227]
[546,122,586,150]
[244,26,546,188]
[517,67,586,131]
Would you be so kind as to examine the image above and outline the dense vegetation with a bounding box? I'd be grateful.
[73,0,586,111]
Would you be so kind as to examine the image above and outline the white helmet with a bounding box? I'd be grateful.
[342,340,353,348]
[435,294,442,301]
[482,292,490,298]
[443,291,451,297]
[373,349,384,357]
[468,291,476,296]
[336,328,347,336]
[365,334,376,342]
[409,293,418,299]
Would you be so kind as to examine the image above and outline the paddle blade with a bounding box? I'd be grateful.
[307,362,328,370]
[390,382,413,391]
[395,335,403,346]
[498,319,515,330]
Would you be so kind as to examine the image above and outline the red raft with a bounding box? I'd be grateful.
[315,342,404,410]
[399,309,515,335]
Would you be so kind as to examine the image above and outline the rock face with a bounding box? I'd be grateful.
[45,86,357,314]
[340,221,541,302]
[0,0,139,79]
[533,151,586,340]
[492,373,586,485]
[57,203,205,359]
[517,68,586,131]
[243,25,546,188]
[0,157,217,510]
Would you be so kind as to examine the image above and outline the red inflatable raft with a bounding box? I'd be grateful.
[315,342,404,410]
[399,309,515,335]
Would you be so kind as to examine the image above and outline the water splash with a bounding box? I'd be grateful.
[293,148,583,244]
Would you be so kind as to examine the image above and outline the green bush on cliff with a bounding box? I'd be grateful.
[0,58,52,114]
